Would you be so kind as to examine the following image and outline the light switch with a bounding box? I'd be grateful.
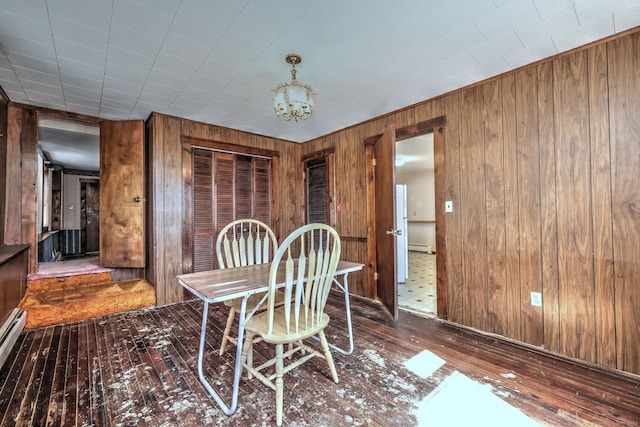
[445,201,453,213]
[531,292,542,307]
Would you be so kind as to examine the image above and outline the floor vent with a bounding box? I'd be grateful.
[0,308,27,368]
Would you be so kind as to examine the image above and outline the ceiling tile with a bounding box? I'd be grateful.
[0,79,23,93]
[50,15,109,52]
[533,0,575,17]
[5,53,59,77]
[58,57,104,82]
[54,39,107,69]
[99,104,132,117]
[66,102,99,116]
[100,97,135,111]
[430,0,497,32]
[515,6,579,46]
[431,53,479,77]
[615,2,640,31]
[0,33,57,62]
[128,0,181,18]
[108,24,164,58]
[112,0,173,40]
[503,37,558,68]
[154,52,199,76]
[168,6,227,45]
[66,94,100,109]
[138,82,180,102]
[63,83,100,100]
[0,10,52,45]
[105,62,147,86]
[13,66,61,87]
[102,86,139,104]
[48,0,112,33]
[102,76,144,96]
[161,31,211,65]
[0,0,49,23]
[552,15,615,53]
[0,67,19,82]
[24,90,65,105]
[188,73,225,93]
[60,72,103,92]
[146,67,189,90]
[3,89,29,103]
[470,32,524,65]
[175,85,215,104]
[475,0,541,39]
[106,45,154,76]
[222,1,308,50]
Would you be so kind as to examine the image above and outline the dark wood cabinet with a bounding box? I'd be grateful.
[0,244,29,325]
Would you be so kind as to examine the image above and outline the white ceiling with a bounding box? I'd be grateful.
[38,115,100,170]
[1,0,639,146]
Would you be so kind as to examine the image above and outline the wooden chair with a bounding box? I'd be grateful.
[216,219,278,356]
[240,223,341,426]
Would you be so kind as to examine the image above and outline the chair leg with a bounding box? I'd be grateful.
[319,331,339,383]
[219,307,236,356]
[275,343,284,426]
[240,332,255,380]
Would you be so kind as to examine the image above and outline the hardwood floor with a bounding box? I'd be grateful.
[1,293,639,426]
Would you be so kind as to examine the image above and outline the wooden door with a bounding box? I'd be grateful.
[81,180,100,253]
[374,124,398,319]
[99,120,145,267]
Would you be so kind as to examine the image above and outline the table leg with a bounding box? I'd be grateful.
[196,296,250,415]
[312,272,355,355]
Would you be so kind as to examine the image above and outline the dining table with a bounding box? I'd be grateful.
[176,259,364,416]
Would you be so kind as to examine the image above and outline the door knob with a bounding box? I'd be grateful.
[386,229,401,236]
[134,196,141,202]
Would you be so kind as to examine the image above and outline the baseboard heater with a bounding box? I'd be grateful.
[0,308,27,369]
[408,244,433,253]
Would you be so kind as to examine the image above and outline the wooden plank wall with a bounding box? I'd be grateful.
[146,113,303,307]
[303,29,640,375]
[3,106,38,275]
[0,94,7,245]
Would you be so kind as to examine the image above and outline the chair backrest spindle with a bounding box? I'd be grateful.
[216,219,278,270]
[266,223,341,337]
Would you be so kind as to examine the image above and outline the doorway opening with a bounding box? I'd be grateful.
[36,115,100,270]
[395,132,436,316]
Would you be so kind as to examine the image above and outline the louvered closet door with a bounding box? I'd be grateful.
[306,160,328,224]
[191,148,273,272]
[192,149,215,272]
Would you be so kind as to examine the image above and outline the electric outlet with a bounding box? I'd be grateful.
[530,292,542,307]
[445,201,453,213]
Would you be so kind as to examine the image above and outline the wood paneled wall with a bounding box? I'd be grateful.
[0,94,7,245]
[146,113,303,306]
[303,29,640,375]
[3,106,38,274]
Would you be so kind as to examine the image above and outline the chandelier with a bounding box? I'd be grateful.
[274,54,314,121]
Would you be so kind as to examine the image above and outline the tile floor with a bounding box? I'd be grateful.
[398,251,437,316]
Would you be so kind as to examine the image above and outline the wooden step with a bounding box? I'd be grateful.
[27,271,114,292]
[19,279,156,329]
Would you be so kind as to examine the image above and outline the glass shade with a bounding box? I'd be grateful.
[274,79,314,121]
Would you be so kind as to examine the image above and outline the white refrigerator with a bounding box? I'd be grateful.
[396,184,409,283]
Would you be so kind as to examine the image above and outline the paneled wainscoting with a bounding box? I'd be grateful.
[1,293,638,426]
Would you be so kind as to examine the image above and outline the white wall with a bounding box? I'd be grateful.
[396,169,436,251]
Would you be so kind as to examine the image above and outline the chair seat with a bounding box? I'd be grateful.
[223,289,287,312]
[245,306,330,344]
